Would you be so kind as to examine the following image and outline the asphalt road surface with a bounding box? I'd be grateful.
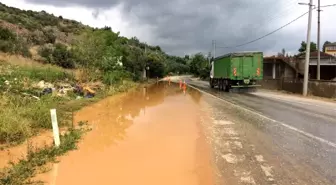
[177,76,336,185]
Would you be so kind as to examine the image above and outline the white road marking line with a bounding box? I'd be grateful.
[188,85,336,149]
[222,153,245,164]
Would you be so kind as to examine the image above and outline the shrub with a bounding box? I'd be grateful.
[0,28,31,57]
[0,105,31,144]
[0,40,14,53]
[22,96,69,129]
[11,64,75,82]
[28,30,46,45]
[42,29,56,44]
[102,70,132,85]
[148,60,165,78]
[0,27,16,41]
[38,45,53,63]
[52,43,75,68]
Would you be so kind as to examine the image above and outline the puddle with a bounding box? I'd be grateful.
[34,82,214,185]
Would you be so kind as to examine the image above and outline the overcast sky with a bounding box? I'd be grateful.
[1,0,335,56]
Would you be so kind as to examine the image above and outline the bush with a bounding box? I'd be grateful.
[0,28,31,57]
[22,96,69,129]
[0,105,31,144]
[0,27,16,41]
[52,43,75,68]
[0,40,14,53]
[148,60,165,78]
[38,44,76,69]
[102,70,132,85]
[28,30,46,45]
[38,45,53,62]
[11,64,74,82]
[12,37,32,58]
[42,29,56,44]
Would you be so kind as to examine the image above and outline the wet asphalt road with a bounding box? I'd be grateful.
[178,77,336,185]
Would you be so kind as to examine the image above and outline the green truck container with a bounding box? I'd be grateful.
[209,51,263,91]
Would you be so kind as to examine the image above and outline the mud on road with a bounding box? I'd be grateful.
[20,79,336,185]
[34,82,215,185]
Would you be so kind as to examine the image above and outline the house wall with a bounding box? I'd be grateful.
[297,58,335,72]
[258,79,336,98]
[263,63,273,78]
[263,60,296,79]
[297,58,336,80]
[325,46,336,57]
[309,66,336,80]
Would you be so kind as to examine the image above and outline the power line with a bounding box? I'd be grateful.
[211,3,335,51]
[216,11,310,49]
[320,4,336,8]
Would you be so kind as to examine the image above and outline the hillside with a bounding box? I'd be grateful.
[0,2,193,78]
[0,2,211,146]
[0,2,185,147]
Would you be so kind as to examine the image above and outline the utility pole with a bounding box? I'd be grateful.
[302,0,313,96]
[143,45,147,80]
[317,0,321,80]
[212,40,216,59]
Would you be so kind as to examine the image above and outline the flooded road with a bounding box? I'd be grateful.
[30,78,336,185]
[36,82,215,185]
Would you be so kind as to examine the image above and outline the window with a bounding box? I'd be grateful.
[326,46,336,51]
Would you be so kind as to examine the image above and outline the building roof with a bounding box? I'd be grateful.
[296,51,335,59]
[325,42,336,46]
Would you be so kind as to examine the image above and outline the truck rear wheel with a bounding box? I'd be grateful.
[224,80,229,92]
[210,78,214,88]
[219,79,224,91]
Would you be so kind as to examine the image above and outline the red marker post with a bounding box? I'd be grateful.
[183,81,187,95]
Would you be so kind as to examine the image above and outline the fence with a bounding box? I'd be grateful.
[259,78,336,99]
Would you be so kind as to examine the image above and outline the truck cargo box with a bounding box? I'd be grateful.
[210,51,263,91]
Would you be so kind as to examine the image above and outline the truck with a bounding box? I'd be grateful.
[209,51,263,91]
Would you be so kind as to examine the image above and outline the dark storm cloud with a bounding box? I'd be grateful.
[24,0,298,56]
[24,0,120,8]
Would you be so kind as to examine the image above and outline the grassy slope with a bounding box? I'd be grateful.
[0,58,137,146]
[0,2,139,146]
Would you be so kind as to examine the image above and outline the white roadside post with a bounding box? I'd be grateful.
[50,109,60,147]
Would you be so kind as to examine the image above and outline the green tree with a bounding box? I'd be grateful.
[322,41,331,52]
[298,41,317,53]
[52,43,75,68]
[189,53,209,77]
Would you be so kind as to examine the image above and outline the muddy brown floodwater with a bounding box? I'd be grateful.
[35,82,215,185]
